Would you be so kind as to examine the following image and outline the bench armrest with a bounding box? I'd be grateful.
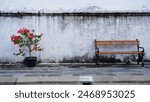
[139,47,145,53]
[95,40,99,53]
[95,47,99,53]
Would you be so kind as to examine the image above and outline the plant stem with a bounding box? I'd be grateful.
[28,45,32,57]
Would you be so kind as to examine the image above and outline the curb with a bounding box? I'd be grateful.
[0,75,150,85]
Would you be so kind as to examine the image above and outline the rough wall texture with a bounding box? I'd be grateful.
[0,13,150,63]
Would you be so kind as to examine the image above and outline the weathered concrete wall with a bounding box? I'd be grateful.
[0,13,150,63]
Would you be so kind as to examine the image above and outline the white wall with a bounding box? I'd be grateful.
[0,15,150,62]
[0,0,150,12]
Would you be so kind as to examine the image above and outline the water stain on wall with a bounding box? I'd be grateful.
[0,12,150,63]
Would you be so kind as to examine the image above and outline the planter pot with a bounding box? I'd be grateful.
[24,57,37,67]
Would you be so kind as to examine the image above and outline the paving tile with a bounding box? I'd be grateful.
[131,75,150,81]
[59,75,79,82]
[16,77,38,84]
[0,77,17,84]
[113,75,133,81]
[93,75,114,82]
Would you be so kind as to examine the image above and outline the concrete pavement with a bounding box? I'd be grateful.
[0,63,150,85]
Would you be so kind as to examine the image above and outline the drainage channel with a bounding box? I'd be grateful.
[79,76,94,85]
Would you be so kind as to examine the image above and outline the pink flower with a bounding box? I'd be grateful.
[32,46,38,51]
[11,35,20,41]
[24,29,30,33]
[17,29,23,34]
[11,36,14,41]
[29,33,34,39]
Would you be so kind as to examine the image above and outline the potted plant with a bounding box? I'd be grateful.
[11,27,44,67]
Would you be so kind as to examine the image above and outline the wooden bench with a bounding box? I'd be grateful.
[95,39,145,67]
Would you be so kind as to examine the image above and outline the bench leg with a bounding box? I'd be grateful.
[141,54,144,67]
[142,61,144,67]
[137,54,140,64]
[95,54,99,67]
[139,54,144,67]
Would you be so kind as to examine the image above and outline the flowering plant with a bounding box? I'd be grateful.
[11,27,43,57]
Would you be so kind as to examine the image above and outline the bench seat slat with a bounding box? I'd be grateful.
[95,40,139,46]
[96,43,138,45]
[96,51,144,54]
[95,40,138,42]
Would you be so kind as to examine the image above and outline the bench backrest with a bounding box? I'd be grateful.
[95,39,139,46]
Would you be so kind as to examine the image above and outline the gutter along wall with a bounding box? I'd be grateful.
[0,12,150,63]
